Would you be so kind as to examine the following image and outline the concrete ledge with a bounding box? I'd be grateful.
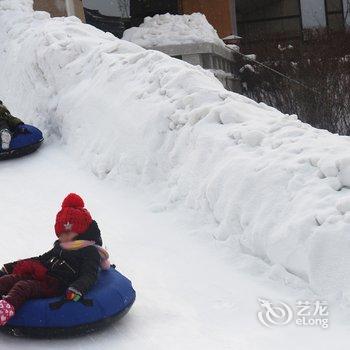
[143,42,241,92]
[144,42,235,61]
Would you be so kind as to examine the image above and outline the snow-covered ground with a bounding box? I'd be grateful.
[1,138,349,350]
[122,12,225,47]
[2,0,350,348]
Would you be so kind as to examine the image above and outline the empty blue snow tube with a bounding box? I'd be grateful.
[0,124,44,161]
[3,267,136,337]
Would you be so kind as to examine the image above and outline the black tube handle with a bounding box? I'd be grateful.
[49,297,93,310]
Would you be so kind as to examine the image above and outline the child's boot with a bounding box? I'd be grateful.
[0,299,15,326]
[0,129,11,150]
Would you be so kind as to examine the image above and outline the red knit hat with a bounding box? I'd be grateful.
[55,193,93,236]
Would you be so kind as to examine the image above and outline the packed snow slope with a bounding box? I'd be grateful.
[122,13,225,47]
[2,135,348,350]
[2,0,350,301]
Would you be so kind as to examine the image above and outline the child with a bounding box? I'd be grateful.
[0,193,110,326]
[0,100,24,150]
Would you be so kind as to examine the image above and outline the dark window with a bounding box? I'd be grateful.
[84,8,126,38]
[130,0,180,27]
[325,0,345,30]
[236,0,302,41]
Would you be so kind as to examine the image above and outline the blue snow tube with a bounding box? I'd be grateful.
[0,124,44,160]
[3,267,136,337]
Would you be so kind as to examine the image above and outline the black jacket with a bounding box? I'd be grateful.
[4,221,102,294]
[0,104,23,132]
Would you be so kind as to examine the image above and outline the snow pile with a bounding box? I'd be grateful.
[122,13,225,47]
[0,0,32,11]
[2,1,350,301]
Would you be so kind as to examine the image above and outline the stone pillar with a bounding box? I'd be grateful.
[65,0,75,16]
[344,0,350,27]
[300,0,327,29]
[230,0,237,35]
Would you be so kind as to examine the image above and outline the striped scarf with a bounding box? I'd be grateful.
[60,240,111,270]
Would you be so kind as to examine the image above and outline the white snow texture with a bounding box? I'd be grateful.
[122,12,225,47]
[2,0,350,301]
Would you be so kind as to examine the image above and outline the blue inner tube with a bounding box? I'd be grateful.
[4,268,136,336]
[0,124,44,160]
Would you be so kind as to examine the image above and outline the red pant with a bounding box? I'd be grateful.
[0,274,63,310]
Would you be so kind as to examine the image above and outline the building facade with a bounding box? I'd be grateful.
[82,0,236,38]
[236,0,350,41]
[181,0,236,38]
[33,0,85,21]
[82,0,350,41]
[32,1,350,41]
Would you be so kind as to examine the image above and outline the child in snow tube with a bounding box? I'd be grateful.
[0,100,25,150]
[0,193,111,327]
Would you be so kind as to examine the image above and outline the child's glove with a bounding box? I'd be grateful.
[66,287,82,302]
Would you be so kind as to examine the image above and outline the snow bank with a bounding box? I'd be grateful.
[2,1,350,300]
[122,13,225,47]
[0,0,32,11]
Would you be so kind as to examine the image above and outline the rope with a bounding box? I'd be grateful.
[230,48,319,94]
